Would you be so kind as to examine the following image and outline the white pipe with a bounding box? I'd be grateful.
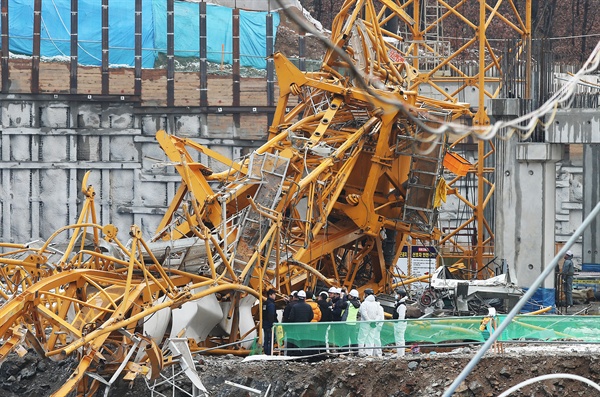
[497,373,600,397]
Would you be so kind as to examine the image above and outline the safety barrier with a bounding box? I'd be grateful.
[268,315,600,355]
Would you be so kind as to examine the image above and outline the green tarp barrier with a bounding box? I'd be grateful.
[275,315,600,351]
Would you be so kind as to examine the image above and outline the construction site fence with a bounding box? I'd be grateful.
[270,315,600,354]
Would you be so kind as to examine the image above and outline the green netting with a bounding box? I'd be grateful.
[276,317,487,351]
[499,315,600,342]
[274,315,600,352]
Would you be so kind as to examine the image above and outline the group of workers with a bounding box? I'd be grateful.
[262,286,409,357]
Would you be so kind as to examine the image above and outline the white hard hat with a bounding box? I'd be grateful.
[349,289,359,298]
[566,250,573,256]
[291,290,298,296]
[328,286,337,293]
[297,290,306,299]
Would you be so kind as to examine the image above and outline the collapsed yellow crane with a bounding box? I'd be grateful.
[0,0,531,395]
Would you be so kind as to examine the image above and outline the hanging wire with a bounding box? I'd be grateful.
[275,0,600,143]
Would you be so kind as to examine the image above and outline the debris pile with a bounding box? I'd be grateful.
[4,347,600,397]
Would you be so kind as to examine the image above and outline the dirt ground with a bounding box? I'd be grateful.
[1,342,599,397]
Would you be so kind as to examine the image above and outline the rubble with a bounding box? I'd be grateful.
[1,345,600,396]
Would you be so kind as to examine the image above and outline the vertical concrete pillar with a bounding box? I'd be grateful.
[583,145,600,264]
[496,141,562,288]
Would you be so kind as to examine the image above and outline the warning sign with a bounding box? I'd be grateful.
[388,49,405,63]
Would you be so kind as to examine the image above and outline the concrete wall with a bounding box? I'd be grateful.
[0,99,268,245]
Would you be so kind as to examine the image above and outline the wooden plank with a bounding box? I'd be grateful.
[174,72,200,107]
[77,66,103,94]
[140,69,167,106]
[39,62,69,93]
[7,60,32,93]
[4,59,291,109]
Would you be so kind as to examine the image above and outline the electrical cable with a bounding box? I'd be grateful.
[275,0,600,143]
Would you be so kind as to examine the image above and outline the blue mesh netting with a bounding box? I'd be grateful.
[1,0,279,69]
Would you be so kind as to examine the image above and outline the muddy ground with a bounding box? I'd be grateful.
[1,343,599,397]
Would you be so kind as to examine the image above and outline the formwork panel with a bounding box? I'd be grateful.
[10,135,33,161]
[11,171,33,239]
[206,114,235,139]
[4,103,34,127]
[41,135,70,162]
[40,106,70,128]
[7,61,31,93]
[174,115,201,136]
[109,169,137,236]
[109,68,135,95]
[141,69,168,106]
[240,77,268,106]
[238,114,269,140]
[174,72,201,107]
[76,104,103,128]
[77,135,102,161]
[207,145,234,173]
[109,136,138,162]
[207,77,233,106]
[141,115,168,135]
[40,168,70,237]
[77,66,103,94]
[137,181,169,208]
[39,63,70,93]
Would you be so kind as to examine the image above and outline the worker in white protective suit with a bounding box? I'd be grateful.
[359,289,385,356]
[393,289,408,356]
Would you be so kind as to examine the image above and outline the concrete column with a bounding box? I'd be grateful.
[496,141,562,288]
[583,145,600,264]
[490,97,566,289]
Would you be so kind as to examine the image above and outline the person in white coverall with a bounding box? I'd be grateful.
[393,289,408,356]
[359,289,384,356]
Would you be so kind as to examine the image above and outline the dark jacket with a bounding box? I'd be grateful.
[263,297,276,330]
[282,300,298,323]
[288,300,314,323]
[317,298,333,322]
[331,297,348,321]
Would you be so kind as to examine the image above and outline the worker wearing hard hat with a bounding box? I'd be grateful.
[282,291,298,323]
[331,288,348,322]
[288,290,314,322]
[317,291,333,322]
[287,290,314,356]
[344,289,362,354]
[561,250,575,309]
[345,289,361,322]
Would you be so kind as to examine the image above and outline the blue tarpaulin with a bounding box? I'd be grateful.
[521,287,556,313]
[1,0,278,69]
